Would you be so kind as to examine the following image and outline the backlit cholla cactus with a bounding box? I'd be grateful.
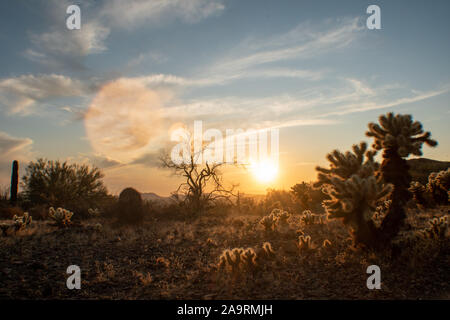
[218,247,257,273]
[260,215,276,232]
[322,239,332,248]
[88,208,101,217]
[408,181,428,206]
[301,210,315,225]
[366,113,437,241]
[259,208,291,232]
[240,248,257,271]
[275,210,291,232]
[49,207,73,227]
[301,210,325,225]
[373,200,391,227]
[13,212,32,232]
[315,142,393,247]
[421,216,448,240]
[261,242,276,259]
[297,235,315,252]
[427,168,450,205]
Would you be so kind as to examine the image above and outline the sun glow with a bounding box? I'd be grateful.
[250,159,279,183]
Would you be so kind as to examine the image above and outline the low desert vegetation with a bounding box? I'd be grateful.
[0,112,448,299]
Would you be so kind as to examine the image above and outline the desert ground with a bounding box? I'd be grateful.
[1,205,448,300]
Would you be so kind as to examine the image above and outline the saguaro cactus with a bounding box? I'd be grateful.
[366,113,437,241]
[10,160,18,205]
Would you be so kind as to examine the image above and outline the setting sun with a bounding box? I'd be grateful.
[250,159,279,183]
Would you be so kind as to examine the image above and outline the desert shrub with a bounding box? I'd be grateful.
[262,189,296,213]
[21,159,109,217]
[117,187,144,225]
[149,200,187,221]
[0,186,8,203]
[235,193,260,215]
[27,204,50,220]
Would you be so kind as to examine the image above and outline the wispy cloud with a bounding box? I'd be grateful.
[100,0,225,29]
[127,52,168,68]
[323,85,450,117]
[67,153,123,169]
[0,74,90,114]
[24,0,225,70]
[210,17,363,74]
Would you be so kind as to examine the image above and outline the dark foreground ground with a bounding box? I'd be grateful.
[0,206,449,299]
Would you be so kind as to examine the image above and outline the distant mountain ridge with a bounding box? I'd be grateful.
[407,158,450,184]
[140,192,174,204]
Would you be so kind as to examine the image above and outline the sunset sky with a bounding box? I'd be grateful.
[0,0,449,195]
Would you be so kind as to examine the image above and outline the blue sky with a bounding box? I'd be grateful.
[0,0,449,195]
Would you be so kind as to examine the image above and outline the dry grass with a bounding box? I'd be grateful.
[0,207,448,299]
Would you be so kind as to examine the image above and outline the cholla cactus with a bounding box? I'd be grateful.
[88,208,101,217]
[260,215,276,232]
[275,210,291,232]
[259,208,291,232]
[240,248,257,270]
[409,181,428,206]
[367,113,437,157]
[301,210,314,225]
[366,113,437,241]
[322,239,332,248]
[300,210,325,225]
[49,207,73,227]
[13,212,32,232]
[262,242,276,259]
[373,200,391,227]
[218,247,259,277]
[427,168,450,205]
[315,142,393,247]
[218,248,240,273]
[297,235,315,252]
[421,216,448,240]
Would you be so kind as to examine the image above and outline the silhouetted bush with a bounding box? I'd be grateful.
[21,159,109,217]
